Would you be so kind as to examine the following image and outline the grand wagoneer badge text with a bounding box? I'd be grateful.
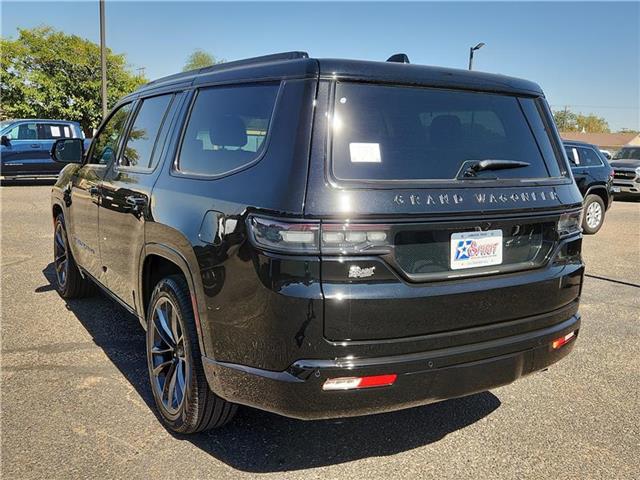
[393,190,559,207]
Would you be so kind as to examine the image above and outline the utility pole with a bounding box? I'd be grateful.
[136,67,146,78]
[99,0,108,119]
[468,42,485,70]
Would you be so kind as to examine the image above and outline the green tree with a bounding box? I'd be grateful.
[553,108,578,131]
[1,26,146,135]
[553,108,610,133]
[182,49,220,71]
[575,113,610,133]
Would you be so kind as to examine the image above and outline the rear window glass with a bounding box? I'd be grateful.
[177,83,279,176]
[39,123,73,139]
[331,83,562,182]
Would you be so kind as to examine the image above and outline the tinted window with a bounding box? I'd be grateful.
[564,146,579,166]
[177,83,279,176]
[614,147,640,160]
[119,94,173,169]
[6,123,37,140]
[332,83,559,182]
[89,103,133,165]
[577,147,603,167]
[39,123,73,139]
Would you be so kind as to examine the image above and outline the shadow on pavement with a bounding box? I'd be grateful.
[41,262,501,473]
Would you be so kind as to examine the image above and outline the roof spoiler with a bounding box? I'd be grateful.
[386,53,410,64]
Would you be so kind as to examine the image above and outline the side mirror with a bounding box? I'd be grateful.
[0,135,10,147]
[51,138,84,164]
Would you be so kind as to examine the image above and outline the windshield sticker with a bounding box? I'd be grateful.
[349,143,381,163]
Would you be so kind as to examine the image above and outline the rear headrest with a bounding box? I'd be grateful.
[430,115,462,148]
[210,114,247,148]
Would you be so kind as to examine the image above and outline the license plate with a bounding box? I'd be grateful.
[612,186,621,193]
[450,230,503,270]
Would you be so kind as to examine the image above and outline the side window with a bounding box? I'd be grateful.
[6,123,37,140]
[89,103,133,165]
[119,94,174,169]
[577,147,603,167]
[177,83,279,176]
[565,146,579,166]
[38,124,73,140]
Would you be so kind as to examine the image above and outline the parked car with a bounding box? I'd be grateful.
[563,140,614,234]
[0,119,87,181]
[50,51,584,433]
[609,146,640,198]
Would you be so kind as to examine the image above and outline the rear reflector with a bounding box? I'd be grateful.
[552,331,576,349]
[322,374,397,391]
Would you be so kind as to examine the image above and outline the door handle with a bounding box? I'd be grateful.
[125,195,147,207]
[30,144,40,148]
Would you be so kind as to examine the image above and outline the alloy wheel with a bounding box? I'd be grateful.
[54,222,68,288]
[586,202,602,229]
[149,297,187,416]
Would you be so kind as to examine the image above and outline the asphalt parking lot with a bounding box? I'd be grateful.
[1,185,639,479]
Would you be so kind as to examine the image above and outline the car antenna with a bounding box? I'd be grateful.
[386,53,410,64]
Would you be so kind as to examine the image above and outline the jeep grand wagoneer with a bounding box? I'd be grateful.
[50,52,584,433]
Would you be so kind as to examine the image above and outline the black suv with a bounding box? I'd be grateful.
[50,52,584,433]
[563,140,614,234]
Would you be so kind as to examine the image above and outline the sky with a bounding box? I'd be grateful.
[2,1,639,131]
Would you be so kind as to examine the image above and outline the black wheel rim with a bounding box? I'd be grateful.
[54,222,68,288]
[149,297,187,415]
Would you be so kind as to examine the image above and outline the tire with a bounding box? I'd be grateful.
[582,194,606,234]
[53,214,95,298]
[146,275,237,433]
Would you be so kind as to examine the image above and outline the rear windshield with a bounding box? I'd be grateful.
[331,83,562,182]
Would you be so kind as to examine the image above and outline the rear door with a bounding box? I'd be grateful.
[305,80,582,341]
[99,92,180,307]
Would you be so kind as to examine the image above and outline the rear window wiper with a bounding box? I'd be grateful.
[460,159,530,178]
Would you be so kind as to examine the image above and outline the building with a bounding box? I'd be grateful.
[559,132,640,152]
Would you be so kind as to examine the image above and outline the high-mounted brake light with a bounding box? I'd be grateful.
[552,331,576,349]
[322,374,397,391]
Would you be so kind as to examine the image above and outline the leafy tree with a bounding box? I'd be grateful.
[182,49,221,71]
[553,108,610,133]
[553,109,578,131]
[1,26,146,136]
[576,114,610,133]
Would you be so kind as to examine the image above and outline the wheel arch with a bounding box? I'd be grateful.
[584,185,609,210]
[139,243,207,354]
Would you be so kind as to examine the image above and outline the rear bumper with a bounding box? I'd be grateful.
[203,312,580,420]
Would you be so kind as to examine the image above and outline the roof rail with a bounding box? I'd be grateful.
[140,51,310,90]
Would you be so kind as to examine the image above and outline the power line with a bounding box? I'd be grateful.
[549,104,639,110]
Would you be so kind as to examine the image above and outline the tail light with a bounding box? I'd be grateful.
[557,211,583,238]
[248,215,392,254]
[248,216,320,253]
[609,168,615,179]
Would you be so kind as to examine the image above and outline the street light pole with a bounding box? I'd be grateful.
[468,42,485,70]
[99,0,107,119]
